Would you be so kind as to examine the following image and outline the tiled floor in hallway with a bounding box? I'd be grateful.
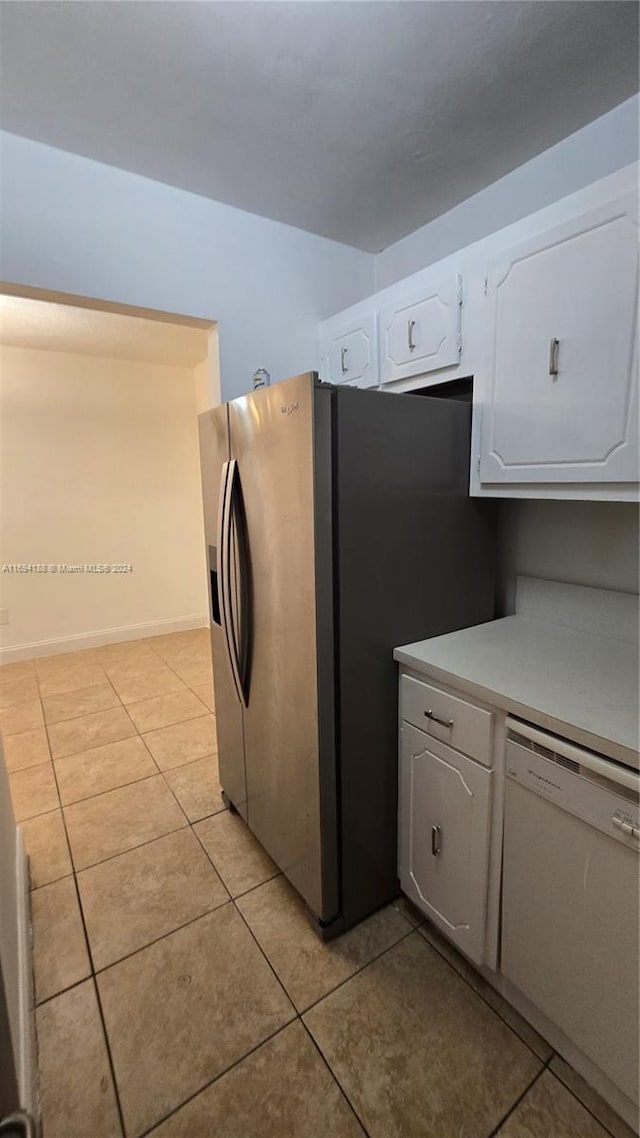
[1,630,634,1138]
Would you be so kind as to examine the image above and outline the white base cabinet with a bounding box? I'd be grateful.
[399,721,492,966]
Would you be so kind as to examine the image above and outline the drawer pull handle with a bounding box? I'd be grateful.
[424,709,453,729]
[408,319,416,352]
[549,337,560,377]
[340,346,348,374]
[431,824,442,856]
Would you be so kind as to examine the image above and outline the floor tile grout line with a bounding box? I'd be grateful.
[71,809,223,879]
[92,977,127,1138]
[38,678,122,726]
[127,697,211,734]
[300,1018,373,1138]
[61,765,177,806]
[13,751,218,822]
[154,753,208,828]
[4,757,53,778]
[57,766,165,811]
[14,793,184,832]
[90,893,233,979]
[53,672,203,869]
[68,819,190,876]
[545,1068,633,1138]
[37,716,128,1138]
[298,919,417,1019]
[417,923,552,1063]
[228,868,281,901]
[29,870,76,894]
[137,709,213,739]
[27,649,210,725]
[232,882,417,1022]
[32,972,90,1010]
[190,811,281,901]
[135,1018,298,1138]
[231,894,302,1013]
[486,1058,550,1138]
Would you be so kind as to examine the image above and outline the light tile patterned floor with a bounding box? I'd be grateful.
[0,630,634,1138]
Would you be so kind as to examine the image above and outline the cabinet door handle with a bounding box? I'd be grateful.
[340,346,348,374]
[408,319,416,353]
[549,337,560,377]
[431,824,442,856]
[424,708,453,729]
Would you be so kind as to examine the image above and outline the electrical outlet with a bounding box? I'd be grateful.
[0,609,8,625]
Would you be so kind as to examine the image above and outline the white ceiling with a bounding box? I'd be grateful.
[0,1,637,252]
[0,296,210,367]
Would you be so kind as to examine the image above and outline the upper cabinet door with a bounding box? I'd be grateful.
[323,313,379,388]
[379,275,462,384]
[479,193,639,485]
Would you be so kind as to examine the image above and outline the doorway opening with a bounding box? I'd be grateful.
[0,282,219,663]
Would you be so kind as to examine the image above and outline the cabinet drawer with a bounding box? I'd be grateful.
[401,675,492,766]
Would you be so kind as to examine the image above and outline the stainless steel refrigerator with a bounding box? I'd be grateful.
[199,372,495,937]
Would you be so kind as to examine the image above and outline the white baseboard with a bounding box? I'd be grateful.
[0,613,209,663]
[15,827,38,1123]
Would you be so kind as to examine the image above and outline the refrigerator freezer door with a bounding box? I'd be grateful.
[228,374,338,922]
[198,406,247,820]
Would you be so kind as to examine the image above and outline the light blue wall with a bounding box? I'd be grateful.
[2,99,637,399]
[0,131,375,402]
[376,94,640,290]
[2,104,639,608]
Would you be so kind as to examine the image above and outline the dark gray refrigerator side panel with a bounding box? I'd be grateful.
[334,388,496,928]
[228,374,339,923]
[312,382,339,924]
[198,406,247,820]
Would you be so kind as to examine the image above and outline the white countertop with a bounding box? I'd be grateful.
[394,613,639,769]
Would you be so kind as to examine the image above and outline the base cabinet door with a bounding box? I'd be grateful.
[399,722,491,965]
[479,192,639,486]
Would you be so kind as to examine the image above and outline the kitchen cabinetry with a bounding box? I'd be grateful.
[319,165,638,500]
[395,578,640,1131]
[320,311,378,388]
[399,678,492,967]
[378,275,462,385]
[478,192,639,487]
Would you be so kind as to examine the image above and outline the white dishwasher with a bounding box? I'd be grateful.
[501,719,639,1109]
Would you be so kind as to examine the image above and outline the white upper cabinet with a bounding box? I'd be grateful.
[379,275,463,384]
[479,193,639,486]
[321,312,379,388]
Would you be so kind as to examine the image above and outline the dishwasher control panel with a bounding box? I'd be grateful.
[611,810,640,841]
[506,740,639,847]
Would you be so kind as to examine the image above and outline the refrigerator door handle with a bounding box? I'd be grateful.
[221,460,248,708]
[217,461,244,707]
[228,460,252,707]
[215,461,231,629]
